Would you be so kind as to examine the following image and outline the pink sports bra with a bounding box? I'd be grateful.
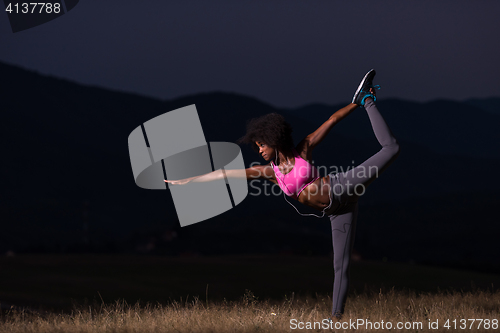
[271,149,320,199]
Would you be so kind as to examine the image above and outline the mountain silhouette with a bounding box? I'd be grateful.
[1,62,499,271]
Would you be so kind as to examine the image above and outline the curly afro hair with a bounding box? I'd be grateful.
[238,113,294,153]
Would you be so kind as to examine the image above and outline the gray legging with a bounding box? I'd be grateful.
[325,98,400,316]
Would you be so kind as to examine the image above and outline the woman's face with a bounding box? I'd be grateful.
[255,141,276,161]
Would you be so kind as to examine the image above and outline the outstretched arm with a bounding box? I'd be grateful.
[164,164,275,185]
[302,88,377,151]
[301,103,359,150]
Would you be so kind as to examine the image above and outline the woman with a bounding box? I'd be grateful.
[165,69,400,318]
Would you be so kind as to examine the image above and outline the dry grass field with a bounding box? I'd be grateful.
[1,289,499,332]
[1,255,499,332]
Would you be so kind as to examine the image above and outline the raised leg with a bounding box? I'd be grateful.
[343,98,400,191]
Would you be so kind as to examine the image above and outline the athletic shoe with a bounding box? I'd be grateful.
[352,69,379,106]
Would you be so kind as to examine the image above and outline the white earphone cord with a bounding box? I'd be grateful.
[282,185,333,218]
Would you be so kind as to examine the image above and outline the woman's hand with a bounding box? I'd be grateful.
[164,176,197,185]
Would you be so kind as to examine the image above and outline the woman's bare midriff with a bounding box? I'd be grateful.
[297,176,332,211]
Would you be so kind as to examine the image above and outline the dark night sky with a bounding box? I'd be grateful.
[1,0,499,107]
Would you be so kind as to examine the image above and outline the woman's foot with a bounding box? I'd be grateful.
[331,312,343,321]
[352,69,378,106]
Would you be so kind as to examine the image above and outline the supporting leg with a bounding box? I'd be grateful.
[330,202,358,317]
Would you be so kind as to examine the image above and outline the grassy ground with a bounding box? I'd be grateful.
[1,289,499,332]
[0,255,499,332]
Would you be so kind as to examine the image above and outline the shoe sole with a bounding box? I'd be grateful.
[353,69,376,103]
